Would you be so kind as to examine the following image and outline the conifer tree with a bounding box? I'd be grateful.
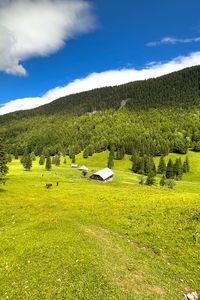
[30,152,36,161]
[183,156,190,173]
[83,148,89,159]
[107,150,114,169]
[14,150,18,160]
[138,156,145,174]
[115,146,125,160]
[0,138,9,184]
[173,158,183,180]
[45,156,52,171]
[88,146,94,157]
[145,172,155,186]
[131,152,140,173]
[166,158,174,179]
[39,155,45,165]
[71,154,76,164]
[22,154,32,171]
[52,156,56,164]
[158,156,166,174]
[55,155,61,166]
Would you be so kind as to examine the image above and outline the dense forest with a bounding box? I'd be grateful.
[0,66,200,157]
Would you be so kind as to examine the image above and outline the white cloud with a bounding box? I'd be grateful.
[0,0,95,75]
[0,51,200,115]
[147,36,200,47]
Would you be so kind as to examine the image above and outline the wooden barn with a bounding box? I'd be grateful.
[90,168,114,182]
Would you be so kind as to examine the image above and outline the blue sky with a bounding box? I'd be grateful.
[0,0,200,114]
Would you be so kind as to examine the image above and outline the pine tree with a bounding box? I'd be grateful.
[158,156,166,174]
[144,156,156,176]
[83,148,89,159]
[71,154,76,164]
[151,157,157,176]
[145,172,155,186]
[138,157,145,174]
[173,158,183,180]
[115,146,125,160]
[88,146,94,156]
[45,156,52,171]
[177,158,183,180]
[166,158,174,179]
[30,152,36,161]
[107,150,114,169]
[22,154,32,171]
[14,149,18,160]
[0,138,9,184]
[173,158,179,179]
[55,155,61,166]
[39,155,45,165]
[131,152,140,173]
[183,156,190,173]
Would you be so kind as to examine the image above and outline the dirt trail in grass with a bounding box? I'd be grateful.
[82,225,167,297]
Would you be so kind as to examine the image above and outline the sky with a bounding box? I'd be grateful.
[0,0,200,115]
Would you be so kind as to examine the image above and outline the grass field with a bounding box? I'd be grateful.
[0,151,200,299]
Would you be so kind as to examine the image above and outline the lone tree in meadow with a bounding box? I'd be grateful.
[22,154,32,171]
[0,138,9,184]
[166,159,174,179]
[45,156,52,171]
[158,156,166,174]
[39,155,45,165]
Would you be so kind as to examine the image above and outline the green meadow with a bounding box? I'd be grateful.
[0,151,200,299]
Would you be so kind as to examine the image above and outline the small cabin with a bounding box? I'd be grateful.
[79,166,89,171]
[90,168,114,182]
[71,163,78,168]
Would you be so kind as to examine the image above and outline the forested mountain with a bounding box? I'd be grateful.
[0,66,200,157]
[1,65,200,124]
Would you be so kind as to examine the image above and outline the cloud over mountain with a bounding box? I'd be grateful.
[1,51,200,115]
[0,0,95,75]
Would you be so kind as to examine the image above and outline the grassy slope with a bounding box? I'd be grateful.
[0,151,200,299]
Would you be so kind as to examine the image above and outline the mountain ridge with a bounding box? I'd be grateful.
[1,65,200,124]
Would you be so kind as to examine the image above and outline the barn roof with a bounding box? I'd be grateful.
[79,166,89,171]
[93,168,114,180]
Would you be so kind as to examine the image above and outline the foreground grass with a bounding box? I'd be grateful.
[0,151,200,299]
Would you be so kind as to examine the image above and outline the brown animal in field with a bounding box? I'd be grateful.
[46,183,53,189]
[56,181,59,186]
